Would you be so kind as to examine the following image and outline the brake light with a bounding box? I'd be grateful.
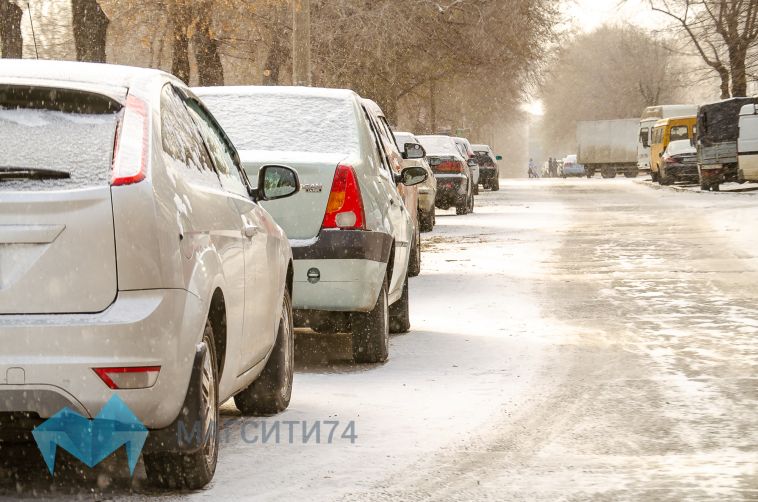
[436,160,464,173]
[322,165,365,230]
[111,95,149,186]
[664,156,681,164]
[94,366,161,389]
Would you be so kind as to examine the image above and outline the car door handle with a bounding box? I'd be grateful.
[243,224,259,238]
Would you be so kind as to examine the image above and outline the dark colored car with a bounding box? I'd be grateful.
[659,139,699,185]
[417,135,475,215]
[471,144,500,191]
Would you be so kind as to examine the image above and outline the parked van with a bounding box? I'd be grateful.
[638,104,698,173]
[649,116,696,182]
[738,103,758,182]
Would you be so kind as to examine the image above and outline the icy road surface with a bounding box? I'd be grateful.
[1,178,756,500]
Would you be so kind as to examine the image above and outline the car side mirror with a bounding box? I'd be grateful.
[467,159,477,168]
[496,155,503,161]
[395,166,427,186]
[255,165,300,201]
[403,142,426,160]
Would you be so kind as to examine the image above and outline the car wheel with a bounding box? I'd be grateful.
[419,206,435,232]
[389,275,410,334]
[467,193,475,214]
[455,202,467,215]
[712,183,720,192]
[473,183,479,195]
[408,227,421,277]
[624,169,639,178]
[651,171,659,183]
[351,279,389,363]
[234,288,294,415]
[491,177,500,191]
[144,319,219,490]
[659,166,672,186]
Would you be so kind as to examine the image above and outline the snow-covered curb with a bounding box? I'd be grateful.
[633,178,758,196]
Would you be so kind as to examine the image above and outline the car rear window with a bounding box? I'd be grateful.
[474,152,495,166]
[197,92,359,155]
[0,85,121,191]
[417,136,460,157]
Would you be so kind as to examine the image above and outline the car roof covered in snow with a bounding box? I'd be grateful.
[0,59,171,99]
[195,85,359,102]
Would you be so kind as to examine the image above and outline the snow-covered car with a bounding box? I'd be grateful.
[417,135,475,215]
[453,136,480,194]
[562,154,586,177]
[0,60,299,489]
[395,131,437,231]
[194,86,427,363]
[471,144,501,191]
[658,139,698,185]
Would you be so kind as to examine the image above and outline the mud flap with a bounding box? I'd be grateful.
[143,343,208,454]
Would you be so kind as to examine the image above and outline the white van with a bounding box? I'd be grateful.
[638,104,698,173]
[738,103,758,182]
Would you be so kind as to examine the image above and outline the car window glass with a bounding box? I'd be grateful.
[160,85,216,176]
[670,125,689,142]
[362,107,394,180]
[184,98,249,197]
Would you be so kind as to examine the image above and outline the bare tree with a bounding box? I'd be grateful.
[649,0,758,97]
[0,0,23,58]
[71,0,110,62]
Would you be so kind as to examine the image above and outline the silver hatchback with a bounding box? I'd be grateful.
[0,60,299,489]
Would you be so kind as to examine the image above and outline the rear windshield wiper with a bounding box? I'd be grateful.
[0,166,71,181]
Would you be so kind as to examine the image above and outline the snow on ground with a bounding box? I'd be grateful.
[1,178,756,500]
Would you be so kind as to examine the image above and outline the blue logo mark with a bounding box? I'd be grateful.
[32,395,148,475]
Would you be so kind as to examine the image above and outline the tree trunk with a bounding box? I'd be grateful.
[429,79,437,134]
[716,64,731,99]
[0,0,23,59]
[171,4,191,84]
[262,32,289,85]
[193,12,224,86]
[71,0,109,62]
[728,44,748,97]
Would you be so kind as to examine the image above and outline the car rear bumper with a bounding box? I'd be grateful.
[291,230,392,312]
[478,168,497,183]
[434,174,468,207]
[0,289,203,429]
[665,163,699,180]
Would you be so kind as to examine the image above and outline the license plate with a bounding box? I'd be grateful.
[702,164,722,170]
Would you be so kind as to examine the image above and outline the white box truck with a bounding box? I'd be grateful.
[577,119,640,178]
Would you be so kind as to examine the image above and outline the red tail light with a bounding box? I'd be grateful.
[435,160,464,173]
[322,165,365,230]
[94,366,161,389]
[111,95,149,186]
[664,156,681,164]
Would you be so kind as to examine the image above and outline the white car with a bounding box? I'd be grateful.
[195,86,427,363]
[0,60,299,489]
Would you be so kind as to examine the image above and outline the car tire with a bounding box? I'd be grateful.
[712,183,720,192]
[419,206,435,232]
[351,279,389,363]
[389,275,410,334]
[491,177,500,191]
[408,227,421,277]
[659,166,672,186]
[468,193,475,214]
[624,169,639,178]
[473,183,479,195]
[651,171,659,183]
[234,289,294,415]
[144,319,219,490]
[455,202,467,215]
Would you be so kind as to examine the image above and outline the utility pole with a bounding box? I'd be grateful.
[292,0,311,86]
[429,79,437,133]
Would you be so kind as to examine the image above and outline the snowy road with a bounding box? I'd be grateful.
[2,179,757,500]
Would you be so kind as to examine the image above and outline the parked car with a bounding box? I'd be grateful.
[453,136,480,194]
[194,86,427,362]
[470,144,500,190]
[738,103,758,183]
[561,154,586,177]
[649,116,696,183]
[395,131,437,231]
[638,104,699,174]
[696,96,758,191]
[0,60,300,489]
[417,135,475,215]
[658,139,699,185]
[362,100,423,277]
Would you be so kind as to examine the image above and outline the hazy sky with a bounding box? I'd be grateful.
[564,0,666,32]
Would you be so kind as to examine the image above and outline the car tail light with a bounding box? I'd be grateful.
[94,366,161,389]
[111,95,149,186]
[435,160,464,173]
[664,156,681,164]
[322,165,365,230]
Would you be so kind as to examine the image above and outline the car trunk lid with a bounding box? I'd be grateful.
[240,150,348,240]
[0,84,123,314]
